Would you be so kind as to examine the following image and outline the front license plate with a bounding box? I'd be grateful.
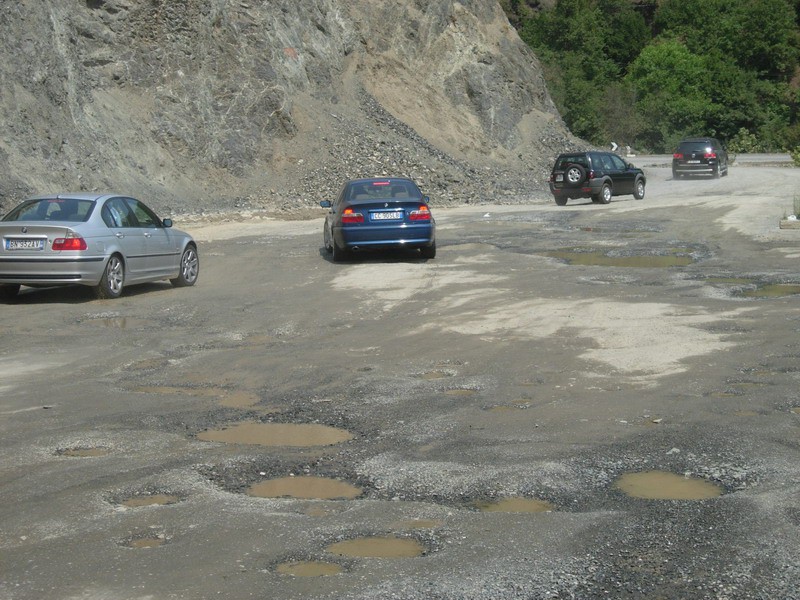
[5,238,45,251]
[371,211,403,221]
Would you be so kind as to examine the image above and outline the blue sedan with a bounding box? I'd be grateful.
[320,178,436,262]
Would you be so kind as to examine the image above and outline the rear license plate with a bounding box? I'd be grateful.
[555,174,564,182]
[371,211,403,221]
[5,238,45,251]
[687,160,701,164]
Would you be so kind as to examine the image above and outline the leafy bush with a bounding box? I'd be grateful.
[791,148,800,167]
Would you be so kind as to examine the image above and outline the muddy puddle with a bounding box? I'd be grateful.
[614,470,723,500]
[276,561,343,576]
[740,284,800,298]
[475,497,553,513]
[58,447,110,457]
[120,494,181,508]
[545,248,694,267]
[326,536,424,558]
[197,422,353,447]
[126,536,166,549]
[247,476,362,500]
[133,385,262,409]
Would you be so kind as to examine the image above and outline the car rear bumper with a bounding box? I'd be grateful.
[672,162,719,175]
[550,180,601,199]
[334,223,435,250]
[0,256,105,286]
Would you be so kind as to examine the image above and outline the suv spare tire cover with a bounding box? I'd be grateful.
[564,164,587,186]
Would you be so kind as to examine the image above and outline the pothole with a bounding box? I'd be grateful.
[247,476,362,500]
[197,422,353,447]
[119,494,181,508]
[276,560,343,576]
[132,385,262,409]
[474,497,554,513]
[417,370,453,380]
[123,534,168,549]
[57,447,110,457]
[325,535,425,558]
[614,470,723,500]
[740,284,800,298]
[544,248,695,267]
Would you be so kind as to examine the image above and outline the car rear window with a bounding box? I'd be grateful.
[554,155,590,170]
[678,141,715,153]
[2,198,95,222]
[348,180,421,201]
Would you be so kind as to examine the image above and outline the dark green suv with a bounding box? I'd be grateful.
[549,151,646,205]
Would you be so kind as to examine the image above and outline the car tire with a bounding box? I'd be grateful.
[420,241,436,259]
[323,228,333,253]
[633,178,646,200]
[95,254,124,299]
[713,163,721,178]
[564,164,587,187]
[332,240,351,263]
[673,170,681,180]
[598,183,612,204]
[170,244,199,287]
[555,196,568,206]
[0,284,20,301]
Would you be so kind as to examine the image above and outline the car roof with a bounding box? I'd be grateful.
[25,192,126,202]
[346,177,416,186]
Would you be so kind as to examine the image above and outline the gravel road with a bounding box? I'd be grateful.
[1,161,800,600]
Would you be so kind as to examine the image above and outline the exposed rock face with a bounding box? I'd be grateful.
[0,0,576,215]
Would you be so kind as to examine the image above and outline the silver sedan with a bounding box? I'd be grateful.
[0,193,199,300]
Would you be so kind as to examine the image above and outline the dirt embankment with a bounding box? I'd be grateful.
[0,0,582,218]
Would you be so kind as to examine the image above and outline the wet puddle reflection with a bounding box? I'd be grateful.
[545,249,694,267]
[276,560,343,576]
[197,422,353,447]
[475,497,553,513]
[326,536,424,558]
[58,447,110,457]
[615,470,723,499]
[120,494,181,508]
[247,476,362,500]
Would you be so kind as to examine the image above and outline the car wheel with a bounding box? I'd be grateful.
[332,240,351,263]
[323,226,333,253]
[420,241,436,259]
[0,284,20,301]
[673,170,681,180]
[95,254,124,299]
[722,164,729,177]
[554,196,568,206]
[564,164,587,186]
[713,163,721,178]
[599,183,612,204]
[170,244,199,287]
[633,179,645,200]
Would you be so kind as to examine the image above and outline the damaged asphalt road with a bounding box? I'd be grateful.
[1,162,800,599]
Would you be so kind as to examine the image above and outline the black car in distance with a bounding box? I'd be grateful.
[549,151,646,206]
[672,137,729,179]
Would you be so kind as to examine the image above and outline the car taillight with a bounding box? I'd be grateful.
[52,234,87,251]
[704,152,717,159]
[409,206,431,221]
[587,170,595,180]
[341,208,364,224]
[673,153,683,159]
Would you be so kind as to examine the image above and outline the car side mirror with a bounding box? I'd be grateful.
[162,218,173,228]
[320,200,332,208]
[422,195,430,203]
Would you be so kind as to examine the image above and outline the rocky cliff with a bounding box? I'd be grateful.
[0,0,577,216]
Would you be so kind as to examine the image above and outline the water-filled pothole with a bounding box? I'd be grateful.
[276,560,343,576]
[614,470,723,500]
[545,249,694,268]
[120,494,181,508]
[247,476,362,500]
[326,536,425,558]
[475,497,553,513]
[740,284,800,298]
[124,535,167,549]
[57,447,110,458]
[197,422,353,447]
[132,385,261,409]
